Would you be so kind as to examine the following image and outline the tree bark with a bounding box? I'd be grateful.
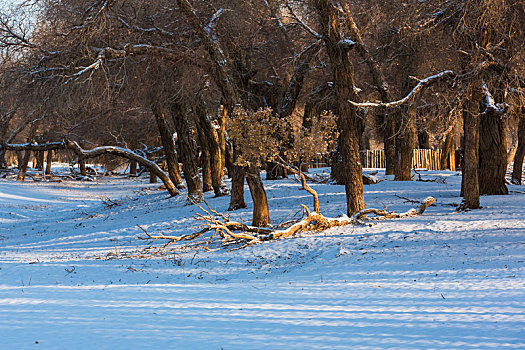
[384,114,397,175]
[228,163,247,210]
[16,151,31,181]
[35,151,45,171]
[245,166,270,227]
[441,124,456,170]
[418,129,430,149]
[79,159,87,176]
[0,149,6,169]
[479,108,508,195]
[129,160,137,175]
[45,150,52,175]
[461,95,481,209]
[171,103,203,203]
[16,151,24,169]
[330,139,345,184]
[196,125,213,192]
[152,103,184,188]
[511,116,525,185]
[394,110,415,181]
[194,99,228,196]
[315,0,365,215]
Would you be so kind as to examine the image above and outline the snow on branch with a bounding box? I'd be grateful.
[482,83,506,115]
[348,70,456,108]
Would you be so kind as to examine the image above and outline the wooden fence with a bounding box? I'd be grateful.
[360,149,446,170]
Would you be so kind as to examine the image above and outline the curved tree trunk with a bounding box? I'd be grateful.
[171,103,203,203]
[479,109,508,195]
[511,116,525,185]
[152,103,184,189]
[245,166,270,227]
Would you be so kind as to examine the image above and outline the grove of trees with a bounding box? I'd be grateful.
[0,0,524,227]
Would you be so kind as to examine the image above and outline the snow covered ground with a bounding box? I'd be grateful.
[1,167,524,349]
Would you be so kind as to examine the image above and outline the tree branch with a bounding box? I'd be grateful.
[348,71,456,108]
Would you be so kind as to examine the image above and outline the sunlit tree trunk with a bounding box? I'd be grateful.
[461,90,480,209]
[171,103,203,203]
[246,166,270,226]
[479,106,508,195]
[152,102,184,188]
[315,0,365,215]
[394,109,415,181]
[511,116,525,185]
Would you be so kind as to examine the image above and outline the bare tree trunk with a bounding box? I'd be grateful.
[394,111,415,181]
[266,161,287,180]
[171,103,203,203]
[418,129,430,149]
[461,102,481,209]
[224,139,234,178]
[228,163,247,210]
[194,100,228,196]
[479,109,508,195]
[79,159,87,176]
[385,115,398,175]
[16,151,24,169]
[195,121,213,192]
[218,106,227,173]
[441,126,455,170]
[16,151,31,181]
[152,103,184,188]
[511,116,525,185]
[0,149,7,169]
[330,140,345,184]
[245,166,270,227]
[315,0,365,215]
[35,151,44,171]
[129,160,137,175]
[45,150,52,175]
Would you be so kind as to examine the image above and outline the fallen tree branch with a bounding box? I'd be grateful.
[0,139,180,196]
[139,176,436,249]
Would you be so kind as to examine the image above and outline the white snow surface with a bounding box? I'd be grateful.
[1,168,524,349]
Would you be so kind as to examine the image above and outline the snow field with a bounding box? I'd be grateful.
[0,169,524,349]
